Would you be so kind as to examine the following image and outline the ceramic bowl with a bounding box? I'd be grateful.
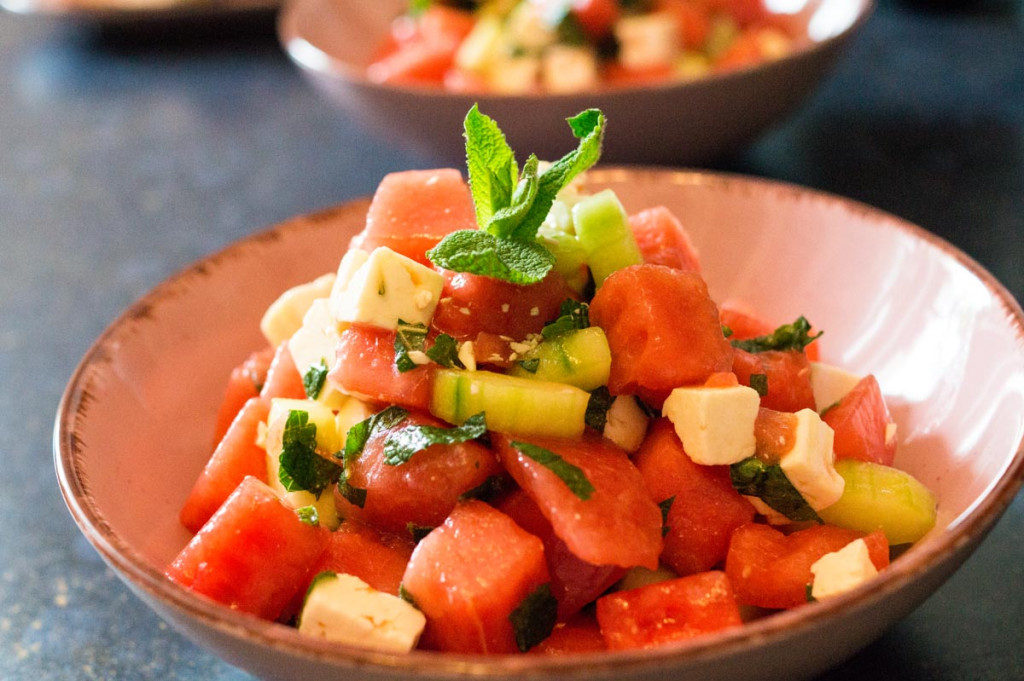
[277,0,874,165]
[56,168,1024,681]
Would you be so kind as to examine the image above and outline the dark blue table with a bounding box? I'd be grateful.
[1,1,1021,679]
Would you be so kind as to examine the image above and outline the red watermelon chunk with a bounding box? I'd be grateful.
[493,432,663,571]
[628,206,702,273]
[329,324,434,412]
[823,374,897,465]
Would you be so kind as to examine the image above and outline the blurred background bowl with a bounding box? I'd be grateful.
[277,0,875,165]
[55,168,1024,681]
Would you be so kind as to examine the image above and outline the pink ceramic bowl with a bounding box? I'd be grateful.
[277,0,874,165]
[56,168,1024,681]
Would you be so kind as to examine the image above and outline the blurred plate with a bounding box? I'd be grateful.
[1,0,277,23]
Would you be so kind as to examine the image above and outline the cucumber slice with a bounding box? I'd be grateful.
[507,327,610,391]
[818,459,937,545]
[572,189,643,287]
[431,369,589,439]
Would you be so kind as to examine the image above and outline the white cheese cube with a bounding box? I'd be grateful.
[488,54,541,94]
[504,1,557,52]
[287,297,350,408]
[663,384,760,465]
[298,573,426,653]
[810,538,878,600]
[778,408,844,511]
[454,13,503,72]
[603,395,649,453]
[614,12,680,70]
[260,272,336,347]
[809,361,863,412]
[329,247,444,331]
[542,45,599,94]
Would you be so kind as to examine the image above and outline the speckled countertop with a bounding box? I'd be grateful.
[1,1,1021,679]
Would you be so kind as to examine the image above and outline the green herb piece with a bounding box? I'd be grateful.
[512,440,595,501]
[337,469,367,509]
[749,373,769,397]
[302,359,329,399]
[730,316,822,353]
[459,474,510,502]
[296,505,320,527]
[343,405,410,463]
[541,299,590,339]
[508,583,558,652]
[279,410,343,498]
[382,412,488,466]
[427,105,606,284]
[406,523,434,543]
[394,320,429,373]
[722,324,734,339]
[585,386,615,431]
[517,358,540,374]
[805,582,816,603]
[659,496,675,537]
[399,583,418,607]
[426,333,465,369]
[730,456,820,523]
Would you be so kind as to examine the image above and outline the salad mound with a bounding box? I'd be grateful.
[368,0,806,94]
[167,106,938,655]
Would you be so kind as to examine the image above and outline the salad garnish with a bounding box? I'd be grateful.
[731,316,822,353]
[383,412,489,465]
[279,410,343,498]
[510,440,595,501]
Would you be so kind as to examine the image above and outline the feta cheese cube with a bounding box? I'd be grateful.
[778,408,844,511]
[614,12,680,70]
[662,384,760,465]
[809,361,863,412]
[329,247,443,331]
[298,572,426,653]
[260,272,336,347]
[542,45,599,94]
[810,538,879,600]
[602,395,649,453]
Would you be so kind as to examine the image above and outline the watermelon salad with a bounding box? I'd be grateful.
[368,0,804,94]
[166,106,938,655]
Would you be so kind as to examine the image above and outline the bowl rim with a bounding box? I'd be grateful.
[55,167,1024,676]
[276,0,878,103]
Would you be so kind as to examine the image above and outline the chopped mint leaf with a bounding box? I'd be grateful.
[343,405,410,463]
[730,456,820,523]
[541,299,590,339]
[731,316,822,353]
[406,523,434,543]
[512,440,595,501]
[508,583,558,652]
[750,373,769,397]
[585,386,614,431]
[399,583,419,607]
[659,496,675,537]
[395,320,429,373]
[426,333,464,369]
[517,358,540,374]
[426,230,556,285]
[337,469,367,509]
[296,505,320,527]
[722,325,734,339]
[383,412,488,466]
[279,410,343,498]
[302,359,329,399]
[806,582,816,603]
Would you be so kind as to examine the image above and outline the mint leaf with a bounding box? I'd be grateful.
[279,410,343,498]
[659,496,675,537]
[517,358,540,373]
[343,405,409,463]
[395,320,429,373]
[302,359,329,399]
[296,505,320,527]
[426,333,464,369]
[426,230,555,285]
[383,412,488,466]
[337,470,367,509]
[731,316,822,353]
[464,103,519,230]
[749,373,768,397]
[541,299,590,339]
[585,386,614,431]
[508,583,558,652]
[729,456,820,522]
[487,155,540,238]
[511,440,595,501]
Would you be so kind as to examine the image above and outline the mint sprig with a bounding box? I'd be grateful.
[278,410,343,498]
[427,105,606,284]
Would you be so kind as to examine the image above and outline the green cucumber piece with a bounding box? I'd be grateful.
[818,459,937,545]
[431,369,589,439]
[507,327,610,391]
[572,189,643,287]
